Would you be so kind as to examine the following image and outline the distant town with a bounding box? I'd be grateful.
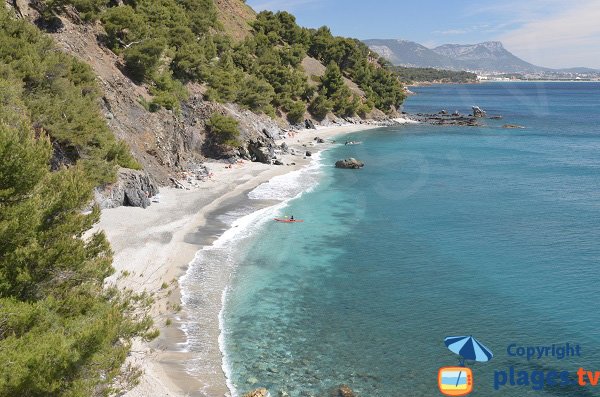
[477,71,600,82]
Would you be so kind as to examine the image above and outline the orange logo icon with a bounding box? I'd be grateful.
[438,366,473,396]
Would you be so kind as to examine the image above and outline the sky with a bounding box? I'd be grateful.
[246,0,600,69]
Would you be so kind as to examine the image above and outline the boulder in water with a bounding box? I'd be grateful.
[330,385,355,397]
[472,106,486,118]
[244,388,270,397]
[335,158,364,169]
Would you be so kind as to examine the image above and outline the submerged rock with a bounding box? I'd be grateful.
[330,385,355,397]
[502,124,525,129]
[335,158,364,169]
[244,388,270,397]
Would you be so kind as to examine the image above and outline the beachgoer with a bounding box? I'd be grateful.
[291,215,294,220]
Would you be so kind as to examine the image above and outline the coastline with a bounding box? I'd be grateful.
[97,122,386,397]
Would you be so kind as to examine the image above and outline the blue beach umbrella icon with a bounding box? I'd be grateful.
[444,336,493,389]
[444,335,493,366]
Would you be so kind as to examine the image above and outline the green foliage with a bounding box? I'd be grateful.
[206,114,241,148]
[0,108,152,397]
[149,71,188,112]
[40,0,108,21]
[251,11,310,47]
[0,8,139,185]
[392,66,478,84]
[123,38,165,84]
[100,5,146,51]
[236,75,275,114]
[54,0,405,121]
[285,100,306,124]
[320,62,345,97]
[307,26,405,113]
[308,94,333,120]
[317,62,357,117]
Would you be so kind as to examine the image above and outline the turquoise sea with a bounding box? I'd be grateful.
[200,83,600,396]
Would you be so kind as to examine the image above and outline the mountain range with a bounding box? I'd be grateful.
[363,39,598,74]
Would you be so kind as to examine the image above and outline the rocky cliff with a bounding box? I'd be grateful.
[5,0,400,209]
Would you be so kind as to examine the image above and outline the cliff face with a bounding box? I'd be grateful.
[31,7,280,186]
[5,0,393,190]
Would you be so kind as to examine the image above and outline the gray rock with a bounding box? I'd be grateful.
[247,140,273,164]
[94,168,159,209]
[305,151,312,157]
[335,158,364,169]
[502,124,525,129]
[305,119,316,129]
[273,159,284,165]
[262,128,275,139]
[472,106,487,118]
[280,142,289,154]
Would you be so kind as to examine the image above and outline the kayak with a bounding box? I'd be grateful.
[274,218,304,223]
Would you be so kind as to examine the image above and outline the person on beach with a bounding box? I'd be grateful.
[291,215,295,220]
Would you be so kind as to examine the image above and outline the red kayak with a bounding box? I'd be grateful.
[274,218,304,223]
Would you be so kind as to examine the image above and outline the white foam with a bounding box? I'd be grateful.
[219,286,237,397]
[179,151,329,396]
[248,151,324,201]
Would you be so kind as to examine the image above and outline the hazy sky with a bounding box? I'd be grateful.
[247,0,600,69]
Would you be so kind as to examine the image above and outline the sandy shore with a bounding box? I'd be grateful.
[97,122,387,397]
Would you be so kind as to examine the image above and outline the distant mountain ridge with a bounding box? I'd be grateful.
[364,39,578,74]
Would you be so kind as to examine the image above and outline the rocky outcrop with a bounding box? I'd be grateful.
[335,158,364,169]
[247,139,274,164]
[243,388,270,397]
[94,168,159,209]
[330,385,356,397]
[407,112,479,126]
[305,119,316,129]
[472,106,486,118]
[40,15,285,187]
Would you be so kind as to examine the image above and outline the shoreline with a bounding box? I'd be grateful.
[97,122,387,397]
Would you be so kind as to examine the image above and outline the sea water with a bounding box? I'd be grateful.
[218,83,600,396]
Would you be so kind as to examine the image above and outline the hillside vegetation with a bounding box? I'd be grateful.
[35,0,405,121]
[0,6,153,396]
[392,66,478,84]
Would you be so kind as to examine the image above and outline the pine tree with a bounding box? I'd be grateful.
[0,95,153,397]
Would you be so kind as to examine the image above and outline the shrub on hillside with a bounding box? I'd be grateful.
[206,113,241,148]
